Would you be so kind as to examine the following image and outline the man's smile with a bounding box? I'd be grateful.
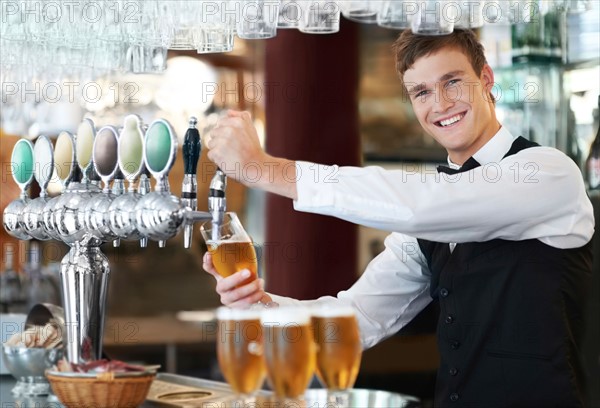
[435,112,466,128]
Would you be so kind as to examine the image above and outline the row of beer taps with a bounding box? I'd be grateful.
[3,115,227,251]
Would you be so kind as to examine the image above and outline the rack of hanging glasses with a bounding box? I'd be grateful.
[1,0,592,82]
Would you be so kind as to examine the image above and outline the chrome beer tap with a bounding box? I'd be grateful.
[3,139,35,241]
[182,117,201,249]
[21,136,54,241]
[76,119,100,186]
[84,126,122,245]
[43,131,81,243]
[135,119,181,247]
[208,168,227,241]
[135,118,216,246]
[108,115,148,247]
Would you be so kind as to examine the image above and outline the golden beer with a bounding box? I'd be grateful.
[216,308,266,396]
[208,240,258,282]
[312,308,362,391]
[262,308,316,399]
[201,213,258,286]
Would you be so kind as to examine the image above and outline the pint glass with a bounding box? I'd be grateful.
[200,212,258,284]
[261,307,316,399]
[216,307,266,399]
[312,304,362,399]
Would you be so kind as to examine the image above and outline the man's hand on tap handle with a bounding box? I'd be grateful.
[206,110,298,200]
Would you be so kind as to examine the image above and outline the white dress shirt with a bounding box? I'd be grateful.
[270,126,595,348]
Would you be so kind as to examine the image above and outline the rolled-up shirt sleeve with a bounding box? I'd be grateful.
[271,232,432,349]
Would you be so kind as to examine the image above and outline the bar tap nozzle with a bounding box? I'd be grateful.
[182,117,201,249]
[208,168,227,241]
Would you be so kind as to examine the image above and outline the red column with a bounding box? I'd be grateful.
[263,19,360,299]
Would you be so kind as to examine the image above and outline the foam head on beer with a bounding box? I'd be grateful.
[216,306,263,321]
[260,306,312,327]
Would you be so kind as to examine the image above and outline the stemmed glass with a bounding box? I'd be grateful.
[200,212,258,286]
[261,306,316,403]
[311,304,362,407]
[215,307,266,405]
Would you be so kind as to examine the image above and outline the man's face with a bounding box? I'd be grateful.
[403,48,499,164]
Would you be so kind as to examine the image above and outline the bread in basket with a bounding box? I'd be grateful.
[46,359,157,408]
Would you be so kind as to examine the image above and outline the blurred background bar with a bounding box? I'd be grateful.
[1,1,599,406]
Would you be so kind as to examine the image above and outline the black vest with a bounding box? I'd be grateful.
[418,137,593,407]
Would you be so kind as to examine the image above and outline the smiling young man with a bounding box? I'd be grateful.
[401,38,500,166]
[205,29,594,407]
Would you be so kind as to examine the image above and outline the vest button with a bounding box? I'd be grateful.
[451,341,460,349]
[440,288,449,297]
[445,315,454,324]
[450,393,459,402]
[449,368,458,376]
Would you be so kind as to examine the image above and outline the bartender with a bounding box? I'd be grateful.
[204,29,594,407]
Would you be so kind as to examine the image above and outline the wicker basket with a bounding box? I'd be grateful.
[46,371,156,408]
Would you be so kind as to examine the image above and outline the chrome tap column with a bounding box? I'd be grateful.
[54,127,108,364]
[3,116,224,365]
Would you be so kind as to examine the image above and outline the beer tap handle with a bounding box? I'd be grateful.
[93,127,120,194]
[182,116,201,249]
[55,131,78,190]
[33,136,54,198]
[119,115,145,192]
[3,139,35,240]
[143,119,178,247]
[116,114,146,247]
[76,119,97,185]
[92,126,122,246]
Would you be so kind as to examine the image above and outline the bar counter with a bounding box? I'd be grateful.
[1,372,421,407]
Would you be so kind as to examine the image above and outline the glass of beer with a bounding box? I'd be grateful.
[216,307,266,403]
[312,304,362,405]
[261,307,316,401]
[200,212,258,286]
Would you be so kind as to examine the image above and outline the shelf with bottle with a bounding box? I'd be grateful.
[492,56,598,164]
[509,0,599,65]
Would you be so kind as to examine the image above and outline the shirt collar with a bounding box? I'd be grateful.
[447,126,516,169]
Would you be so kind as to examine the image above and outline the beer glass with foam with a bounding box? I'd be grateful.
[200,212,258,286]
[312,304,362,404]
[261,307,316,400]
[216,307,266,402]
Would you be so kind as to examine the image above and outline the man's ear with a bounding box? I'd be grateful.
[481,64,495,94]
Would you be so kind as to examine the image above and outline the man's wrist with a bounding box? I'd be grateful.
[255,157,298,200]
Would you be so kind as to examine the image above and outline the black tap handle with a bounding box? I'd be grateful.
[183,117,201,175]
